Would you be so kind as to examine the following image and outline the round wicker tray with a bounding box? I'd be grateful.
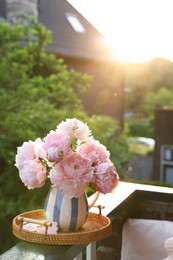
[12,209,112,245]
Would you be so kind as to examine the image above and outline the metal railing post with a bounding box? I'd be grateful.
[86,242,96,260]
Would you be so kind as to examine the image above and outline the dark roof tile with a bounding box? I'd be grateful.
[38,0,111,60]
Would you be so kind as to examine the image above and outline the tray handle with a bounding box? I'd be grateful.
[92,204,105,215]
[17,216,52,236]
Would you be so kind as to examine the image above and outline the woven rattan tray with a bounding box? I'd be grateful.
[12,209,111,245]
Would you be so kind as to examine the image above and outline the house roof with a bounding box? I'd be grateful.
[0,0,111,61]
[38,0,111,61]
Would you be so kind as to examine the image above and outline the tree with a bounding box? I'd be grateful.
[0,19,130,253]
[0,18,92,252]
[143,87,173,117]
[0,18,92,164]
[125,58,173,115]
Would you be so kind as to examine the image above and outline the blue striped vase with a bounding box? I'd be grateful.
[44,187,89,232]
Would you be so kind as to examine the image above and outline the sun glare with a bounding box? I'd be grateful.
[68,0,173,63]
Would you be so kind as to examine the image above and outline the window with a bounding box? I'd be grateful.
[160,145,173,184]
[164,166,173,184]
[66,13,85,33]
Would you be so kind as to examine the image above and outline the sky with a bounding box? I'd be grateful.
[68,0,173,62]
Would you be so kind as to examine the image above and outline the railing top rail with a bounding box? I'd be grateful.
[1,181,173,259]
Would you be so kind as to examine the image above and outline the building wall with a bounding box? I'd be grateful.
[0,0,6,18]
[63,57,125,125]
[153,106,173,181]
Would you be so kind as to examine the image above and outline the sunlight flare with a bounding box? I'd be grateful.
[68,0,173,62]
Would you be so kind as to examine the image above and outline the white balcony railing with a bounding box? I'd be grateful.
[1,181,173,260]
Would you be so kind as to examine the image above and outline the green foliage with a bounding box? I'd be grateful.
[0,19,92,253]
[125,58,173,115]
[127,120,154,138]
[86,116,131,177]
[0,19,130,253]
[142,87,173,117]
[86,115,131,177]
[86,115,118,145]
[0,18,91,164]
[109,132,131,178]
[126,58,173,92]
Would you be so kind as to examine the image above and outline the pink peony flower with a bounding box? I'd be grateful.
[77,139,110,166]
[92,162,119,194]
[49,152,94,198]
[43,130,71,162]
[15,118,119,197]
[15,138,46,171]
[56,118,91,142]
[19,160,47,189]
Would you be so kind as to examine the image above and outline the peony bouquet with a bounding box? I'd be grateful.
[15,118,119,198]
